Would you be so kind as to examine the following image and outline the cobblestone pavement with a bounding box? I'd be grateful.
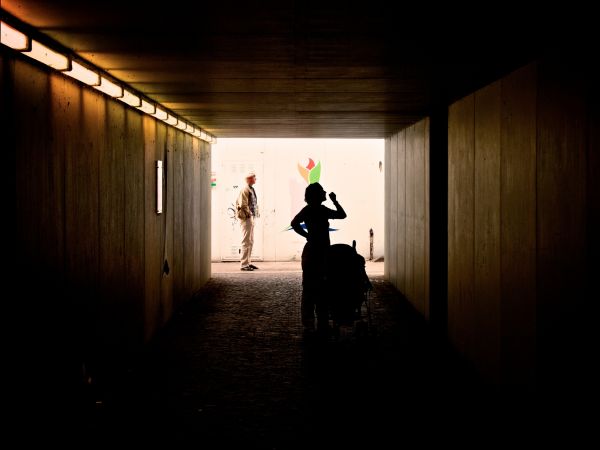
[88,270,481,447]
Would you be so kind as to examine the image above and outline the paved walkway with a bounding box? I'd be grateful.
[212,260,385,275]
[83,266,482,446]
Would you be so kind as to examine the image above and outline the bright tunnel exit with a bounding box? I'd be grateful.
[210,139,385,263]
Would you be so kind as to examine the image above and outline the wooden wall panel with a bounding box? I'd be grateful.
[192,137,202,290]
[536,59,587,317]
[124,109,145,350]
[423,118,430,319]
[143,117,160,341]
[173,130,186,308]
[583,68,599,389]
[447,97,461,345]
[589,82,600,302]
[66,88,101,297]
[43,76,74,286]
[8,52,212,387]
[153,123,169,326]
[447,60,591,386]
[500,64,537,384]
[447,64,539,384]
[1,51,9,244]
[405,122,416,303]
[536,59,587,383]
[183,134,195,298]
[447,95,475,352]
[99,100,125,347]
[396,130,406,294]
[200,141,212,284]
[413,119,426,315]
[384,138,391,279]
[405,120,426,314]
[13,60,65,369]
[388,134,398,286]
[473,81,502,382]
[161,127,176,325]
[14,61,52,276]
[39,74,67,287]
[386,119,430,316]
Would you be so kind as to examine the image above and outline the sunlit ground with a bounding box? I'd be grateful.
[212,261,384,276]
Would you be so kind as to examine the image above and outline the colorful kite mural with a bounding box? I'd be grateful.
[284,157,337,232]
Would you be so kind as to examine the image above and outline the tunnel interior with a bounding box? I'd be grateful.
[3,0,598,442]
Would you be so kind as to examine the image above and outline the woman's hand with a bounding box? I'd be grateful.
[329,192,337,202]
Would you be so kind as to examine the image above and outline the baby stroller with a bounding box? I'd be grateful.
[324,241,373,335]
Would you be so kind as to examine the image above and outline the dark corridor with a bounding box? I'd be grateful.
[74,271,480,446]
[4,1,598,444]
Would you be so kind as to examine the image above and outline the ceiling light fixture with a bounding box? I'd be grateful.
[1,19,215,143]
[138,99,156,115]
[1,21,30,50]
[25,40,70,70]
[94,77,123,98]
[63,60,100,86]
[153,107,168,121]
[165,114,178,126]
[119,89,141,107]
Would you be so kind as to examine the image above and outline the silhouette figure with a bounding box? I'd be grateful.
[291,183,346,330]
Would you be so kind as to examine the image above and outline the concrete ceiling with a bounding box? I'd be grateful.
[2,1,567,138]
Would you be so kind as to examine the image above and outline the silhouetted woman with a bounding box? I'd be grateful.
[291,183,346,329]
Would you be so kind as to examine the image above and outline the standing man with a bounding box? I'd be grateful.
[236,171,260,271]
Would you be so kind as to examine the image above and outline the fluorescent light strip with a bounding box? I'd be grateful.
[1,21,30,50]
[63,60,100,86]
[153,107,168,121]
[2,20,215,144]
[119,89,141,107]
[25,40,70,70]
[94,77,123,98]
[165,114,178,126]
[138,99,156,115]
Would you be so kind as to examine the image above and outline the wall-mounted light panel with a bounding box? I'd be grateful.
[156,160,163,215]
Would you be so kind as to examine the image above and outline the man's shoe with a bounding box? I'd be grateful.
[240,266,254,271]
[249,264,259,270]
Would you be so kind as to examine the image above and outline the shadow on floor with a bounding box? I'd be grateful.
[53,273,552,446]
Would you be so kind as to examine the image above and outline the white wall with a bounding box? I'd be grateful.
[211,139,384,262]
